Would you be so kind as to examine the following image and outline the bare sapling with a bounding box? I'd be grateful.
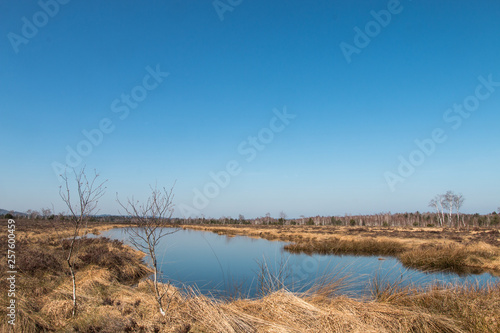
[59,167,107,316]
[117,183,178,316]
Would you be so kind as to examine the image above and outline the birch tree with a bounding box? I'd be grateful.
[443,191,455,226]
[453,194,465,227]
[59,167,107,316]
[41,207,52,219]
[279,211,287,224]
[117,184,177,316]
[429,191,465,228]
[429,196,445,226]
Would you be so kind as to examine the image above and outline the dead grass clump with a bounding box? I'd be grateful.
[78,267,115,296]
[185,290,257,333]
[40,299,74,327]
[0,314,49,333]
[370,274,412,304]
[398,243,494,273]
[69,308,138,333]
[77,237,151,283]
[386,283,500,333]
[317,297,461,333]
[251,290,324,330]
[78,242,120,267]
[186,288,464,333]
[464,241,498,262]
[284,237,405,256]
[0,292,55,332]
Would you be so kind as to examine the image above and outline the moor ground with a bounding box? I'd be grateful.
[1,219,499,332]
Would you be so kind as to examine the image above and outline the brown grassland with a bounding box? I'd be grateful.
[1,219,499,332]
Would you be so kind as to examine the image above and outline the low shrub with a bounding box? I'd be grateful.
[18,248,63,275]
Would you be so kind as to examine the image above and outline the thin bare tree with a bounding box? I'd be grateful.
[278,211,287,225]
[117,183,177,316]
[59,167,107,316]
[26,209,40,220]
[453,193,465,227]
[41,207,52,219]
[443,191,455,227]
[429,196,445,226]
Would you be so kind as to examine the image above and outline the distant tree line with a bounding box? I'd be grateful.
[2,210,500,228]
[180,211,499,228]
[2,191,500,229]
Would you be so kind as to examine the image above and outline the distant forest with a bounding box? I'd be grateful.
[3,211,499,228]
[181,211,500,228]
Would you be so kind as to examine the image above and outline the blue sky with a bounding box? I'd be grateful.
[1,0,499,218]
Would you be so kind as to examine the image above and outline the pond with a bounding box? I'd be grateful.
[97,227,500,298]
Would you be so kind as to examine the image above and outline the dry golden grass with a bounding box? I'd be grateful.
[178,287,469,333]
[284,237,405,256]
[398,242,497,273]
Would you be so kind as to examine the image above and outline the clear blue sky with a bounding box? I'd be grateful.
[1,0,499,218]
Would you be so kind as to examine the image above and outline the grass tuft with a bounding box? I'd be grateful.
[398,243,496,273]
[284,237,405,256]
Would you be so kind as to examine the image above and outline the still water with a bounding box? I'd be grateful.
[98,227,499,298]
